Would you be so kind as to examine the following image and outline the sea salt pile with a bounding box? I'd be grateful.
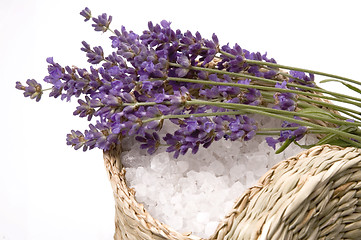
[121,115,318,238]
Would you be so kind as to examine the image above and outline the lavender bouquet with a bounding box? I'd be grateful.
[16,7,361,159]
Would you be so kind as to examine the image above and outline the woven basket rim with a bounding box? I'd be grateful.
[104,144,361,239]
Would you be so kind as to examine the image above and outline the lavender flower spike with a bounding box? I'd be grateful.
[15,8,361,156]
[15,79,43,102]
[92,13,112,32]
[80,7,91,22]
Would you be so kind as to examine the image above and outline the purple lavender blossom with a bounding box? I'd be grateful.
[42,58,100,102]
[266,119,307,150]
[16,8,328,156]
[67,130,86,150]
[81,42,105,64]
[228,115,257,141]
[69,122,120,151]
[243,88,262,106]
[44,57,63,88]
[218,43,246,72]
[135,132,160,154]
[80,7,91,22]
[289,70,315,87]
[273,81,297,111]
[162,114,258,158]
[92,13,112,32]
[73,96,95,121]
[15,79,43,102]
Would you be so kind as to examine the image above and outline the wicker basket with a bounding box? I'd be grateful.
[103,144,361,239]
[103,58,360,239]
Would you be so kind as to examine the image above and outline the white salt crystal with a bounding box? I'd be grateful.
[161,204,176,220]
[176,160,189,174]
[186,170,198,180]
[218,175,230,187]
[229,181,245,200]
[191,222,205,236]
[184,200,198,214]
[135,167,146,180]
[222,139,233,149]
[170,195,182,205]
[212,189,228,208]
[167,160,179,174]
[197,171,215,186]
[205,221,219,237]
[122,154,137,168]
[196,212,210,224]
[230,164,245,182]
[199,181,214,193]
[125,168,136,183]
[223,200,235,216]
[150,152,169,173]
[254,166,268,178]
[141,170,156,186]
[186,182,198,194]
[209,160,225,176]
[245,171,255,186]
[158,191,168,205]
[168,215,183,230]
[133,183,147,196]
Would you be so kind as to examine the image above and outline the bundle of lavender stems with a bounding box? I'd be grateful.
[16,7,361,159]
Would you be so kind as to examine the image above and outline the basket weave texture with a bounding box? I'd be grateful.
[103,144,361,240]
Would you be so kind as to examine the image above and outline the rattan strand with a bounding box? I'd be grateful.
[104,144,361,240]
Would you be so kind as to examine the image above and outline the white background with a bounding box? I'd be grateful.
[1,0,360,239]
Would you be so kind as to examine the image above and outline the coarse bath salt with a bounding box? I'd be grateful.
[121,115,318,238]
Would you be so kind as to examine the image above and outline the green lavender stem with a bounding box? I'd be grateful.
[245,59,360,86]
[166,76,359,107]
[122,98,359,129]
[118,98,361,144]
[218,49,359,86]
[164,77,361,118]
[187,99,361,128]
[168,63,361,106]
[256,127,324,135]
[143,106,361,145]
